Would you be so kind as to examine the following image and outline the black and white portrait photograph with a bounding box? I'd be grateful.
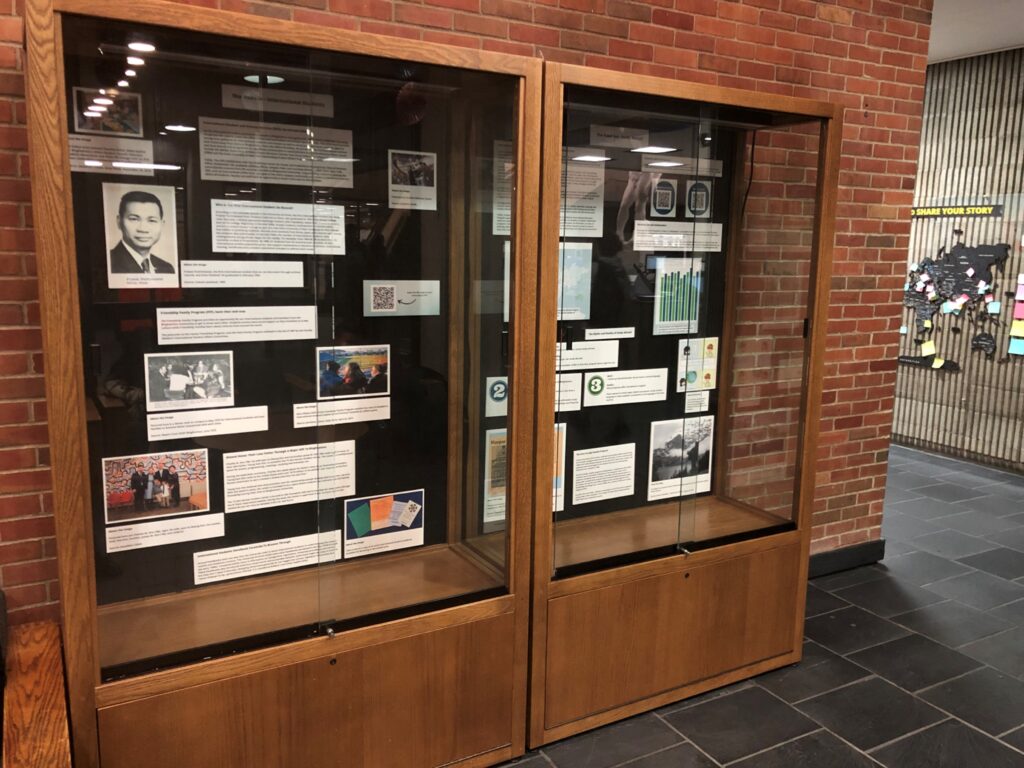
[647,416,714,501]
[144,351,234,412]
[102,182,179,289]
[73,87,144,138]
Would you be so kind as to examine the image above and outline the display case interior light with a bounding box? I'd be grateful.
[164,124,196,132]
[93,97,114,105]
[126,56,146,66]
[127,41,156,52]
[571,154,611,162]
[82,160,103,167]
[111,162,182,171]
[117,80,130,87]
[83,111,102,118]
[125,69,137,77]
[243,74,286,85]
[648,160,686,167]
[631,145,676,153]
[89,105,108,112]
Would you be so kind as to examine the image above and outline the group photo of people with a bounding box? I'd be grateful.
[317,345,390,399]
[102,449,209,524]
[145,351,234,412]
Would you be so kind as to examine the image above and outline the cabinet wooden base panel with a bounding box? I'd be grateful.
[98,613,515,768]
[543,543,800,730]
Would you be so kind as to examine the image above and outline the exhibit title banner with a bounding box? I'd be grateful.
[911,204,1003,218]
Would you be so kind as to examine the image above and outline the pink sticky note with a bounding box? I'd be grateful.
[1017,286,1024,301]
[1015,303,1024,320]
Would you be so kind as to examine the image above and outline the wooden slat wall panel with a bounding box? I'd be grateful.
[893,48,1024,470]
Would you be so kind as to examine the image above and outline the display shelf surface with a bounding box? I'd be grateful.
[97,544,503,669]
[553,496,787,570]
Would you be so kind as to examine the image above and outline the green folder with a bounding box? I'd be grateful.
[348,502,372,538]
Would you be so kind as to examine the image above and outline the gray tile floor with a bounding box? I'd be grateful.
[503,445,1024,767]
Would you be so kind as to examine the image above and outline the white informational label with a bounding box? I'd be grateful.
[573,443,635,505]
[362,280,440,316]
[649,178,677,218]
[685,390,710,413]
[221,85,335,118]
[554,373,582,412]
[223,440,355,514]
[583,369,668,408]
[676,337,719,393]
[492,139,514,237]
[388,150,438,211]
[146,406,268,442]
[653,257,703,336]
[589,124,649,149]
[555,340,619,371]
[194,530,341,586]
[640,154,723,177]
[211,200,346,256]
[503,241,512,323]
[561,149,604,237]
[585,327,635,341]
[107,513,224,553]
[485,377,509,418]
[634,220,723,252]
[552,423,567,513]
[483,429,507,524]
[157,306,317,345]
[557,243,593,320]
[199,116,353,187]
[180,260,304,289]
[293,398,391,428]
[68,134,154,175]
[344,489,424,558]
[648,416,714,501]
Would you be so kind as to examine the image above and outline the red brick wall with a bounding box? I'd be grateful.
[0,0,931,622]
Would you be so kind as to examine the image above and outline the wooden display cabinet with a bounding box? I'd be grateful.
[528,64,841,744]
[25,1,540,766]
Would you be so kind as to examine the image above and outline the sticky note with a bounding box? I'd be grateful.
[966,268,975,277]
[903,282,910,291]
[1018,274,1024,284]
[910,262,919,271]
[931,357,944,369]
[988,301,1002,314]
[1015,303,1024,320]
[1012,319,1024,337]
[1010,338,1024,355]
[922,273,932,282]
[941,302,955,314]
[986,294,994,303]
[921,340,936,356]
[899,325,908,335]
[1016,286,1024,301]
[924,319,933,329]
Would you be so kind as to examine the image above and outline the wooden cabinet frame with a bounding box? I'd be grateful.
[528,63,842,745]
[24,2,541,766]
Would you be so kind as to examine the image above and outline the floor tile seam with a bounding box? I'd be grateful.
[893,445,1022,477]
[920,579,1024,608]
[861,717,954,755]
[888,601,1013,645]
[900,674,1024,738]
[652,709,723,766]
[910,665,987,696]
[954,624,1021,651]
[538,750,557,767]
[848,654,985,697]
[716,727,828,767]
[609,739,713,768]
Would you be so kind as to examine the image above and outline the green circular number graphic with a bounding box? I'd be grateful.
[587,375,605,395]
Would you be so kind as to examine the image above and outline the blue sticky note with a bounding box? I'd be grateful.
[988,301,1001,314]
[910,262,919,271]
[1010,338,1024,356]
[941,302,955,314]
[903,282,910,291]
[899,325,908,335]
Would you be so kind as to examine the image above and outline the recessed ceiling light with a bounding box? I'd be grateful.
[164,124,196,132]
[243,74,286,85]
[89,105,108,112]
[117,80,129,87]
[93,97,114,105]
[83,110,102,118]
[632,146,676,153]
[648,161,685,167]
[125,70,137,78]
[266,76,284,85]
[126,56,145,66]
[128,42,156,53]
[572,154,611,162]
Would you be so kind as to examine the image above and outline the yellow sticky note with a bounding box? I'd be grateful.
[931,357,944,369]
[923,319,933,329]
[1011,319,1024,338]
[920,340,936,356]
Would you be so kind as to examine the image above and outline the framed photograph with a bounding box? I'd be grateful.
[317,344,390,400]
[101,182,179,290]
[73,87,144,137]
[144,351,234,412]
[102,448,209,524]
[388,149,438,210]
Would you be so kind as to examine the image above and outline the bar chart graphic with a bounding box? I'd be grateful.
[653,257,702,335]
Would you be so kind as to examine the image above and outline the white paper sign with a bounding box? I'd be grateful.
[555,340,619,371]
[573,443,635,505]
[561,149,605,237]
[685,390,710,413]
[221,85,334,117]
[199,116,353,187]
[69,134,154,175]
[194,530,341,586]
[483,429,507,524]
[648,416,714,501]
[388,150,437,211]
[583,369,667,407]
[157,306,317,345]
[146,406,268,442]
[107,513,224,553]
[492,139,514,237]
[211,200,345,255]
[362,280,440,316]
[585,327,635,340]
[557,243,593,320]
[640,155,723,177]
[293,398,391,428]
[635,220,723,252]
[589,125,649,149]
[555,373,582,412]
[223,441,355,514]
[180,260,304,288]
[485,377,509,418]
